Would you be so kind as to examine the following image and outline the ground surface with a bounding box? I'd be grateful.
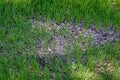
[31,19,120,80]
[0,0,120,80]
[31,19,120,55]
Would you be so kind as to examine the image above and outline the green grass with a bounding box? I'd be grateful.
[0,0,120,27]
[0,0,120,80]
[1,20,120,80]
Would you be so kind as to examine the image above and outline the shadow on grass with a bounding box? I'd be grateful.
[36,42,120,80]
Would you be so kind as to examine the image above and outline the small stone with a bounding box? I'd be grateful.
[81,52,87,66]
[116,33,120,40]
[70,19,75,26]
[109,23,114,30]
[37,39,42,49]
[80,20,85,28]
[90,20,95,30]
[48,45,52,52]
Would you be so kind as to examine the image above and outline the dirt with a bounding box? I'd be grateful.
[31,19,120,67]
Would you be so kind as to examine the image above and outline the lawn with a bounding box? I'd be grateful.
[0,0,120,80]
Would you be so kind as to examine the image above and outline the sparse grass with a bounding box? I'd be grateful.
[0,0,120,80]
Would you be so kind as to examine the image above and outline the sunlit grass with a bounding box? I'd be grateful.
[0,0,120,27]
